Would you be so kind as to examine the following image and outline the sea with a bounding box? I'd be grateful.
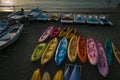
[0,0,120,11]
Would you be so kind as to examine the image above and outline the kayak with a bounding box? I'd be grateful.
[31,43,47,61]
[59,27,70,37]
[61,13,73,23]
[96,40,109,77]
[77,35,87,63]
[31,68,41,80]
[64,66,70,80]
[66,28,77,39]
[85,15,99,24]
[42,72,51,80]
[38,25,54,43]
[0,19,9,33]
[41,38,58,65]
[50,27,61,38]
[48,13,60,21]
[55,37,68,66]
[104,38,113,66]
[87,37,98,65]
[73,14,86,23]
[112,42,120,64]
[67,35,77,62]
[53,70,63,80]
[69,64,80,80]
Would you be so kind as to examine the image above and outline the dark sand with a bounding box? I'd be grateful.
[0,11,120,80]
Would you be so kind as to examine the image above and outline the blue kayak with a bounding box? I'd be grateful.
[69,64,80,80]
[64,66,70,80]
[55,37,68,66]
[104,38,113,66]
[85,15,99,24]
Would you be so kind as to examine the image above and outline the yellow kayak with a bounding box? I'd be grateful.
[42,72,51,80]
[41,38,58,65]
[31,68,41,80]
[112,42,120,64]
[59,27,70,37]
[53,70,63,80]
[67,35,77,62]
[31,43,47,61]
[66,28,77,39]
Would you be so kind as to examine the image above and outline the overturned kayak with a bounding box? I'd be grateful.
[55,37,68,66]
[67,35,77,62]
[96,40,109,77]
[38,25,54,43]
[41,38,58,65]
[31,68,41,80]
[42,72,51,80]
[31,43,47,61]
[112,42,120,64]
[87,37,98,65]
[77,35,87,63]
[53,70,63,80]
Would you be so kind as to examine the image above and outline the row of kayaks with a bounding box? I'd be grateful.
[0,22,23,50]
[26,8,113,25]
[31,64,80,80]
[31,26,120,77]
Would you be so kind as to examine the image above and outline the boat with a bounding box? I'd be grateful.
[41,38,58,65]
[55,37,68,66]
[50,27,61,38]
[104,39,113,66]
[96,40,109,77]
[31,43,47,61]
[67,35,77,62]
[59,27,70,37]
[48,13,60,21]
[77,35,87,63]
[53,70,63,80]
[87,37,98,65]
[27,8,42,21]
[31,68,41,80]
[38,25,54,43]
[36,12,48,21]
[85,15,99,24]
[64,66,70,80]
[0,23,23,50]
[112,42,120,64]
[61,13,73,23]
[7,10,25,21]
[42,72,51,80]
[66,28,77,39]
[0,19,9,33]
[98,15,113,25]
[73,14,86,23]
[69,64,80,80]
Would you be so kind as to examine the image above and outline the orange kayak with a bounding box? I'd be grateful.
[77,35,87,63]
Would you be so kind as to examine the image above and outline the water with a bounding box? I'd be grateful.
[0,0,120,11]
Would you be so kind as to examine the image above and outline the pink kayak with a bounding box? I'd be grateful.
[96,40,109,77]
[50,27,61,38]
[87,37,98,65]
[38,25,54,43]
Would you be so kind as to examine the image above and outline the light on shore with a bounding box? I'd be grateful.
[1,0,13,6]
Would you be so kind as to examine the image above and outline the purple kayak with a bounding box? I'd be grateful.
[87,37,98,65]
[38,25,54,43]
[96,40,109,77]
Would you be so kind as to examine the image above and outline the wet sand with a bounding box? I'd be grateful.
[0,11,120,80]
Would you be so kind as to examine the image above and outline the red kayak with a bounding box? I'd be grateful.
[87,37,98,65]
[50,27,61,38]
[77,35,87,63]
[38,25,54,43]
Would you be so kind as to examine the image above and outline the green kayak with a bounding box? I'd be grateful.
[31,43,47,61]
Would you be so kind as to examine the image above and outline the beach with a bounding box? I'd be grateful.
[0,10,120,80]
